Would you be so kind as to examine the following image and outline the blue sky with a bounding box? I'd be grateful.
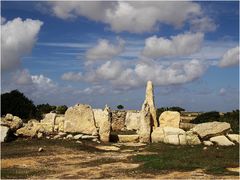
[1,1,239,112]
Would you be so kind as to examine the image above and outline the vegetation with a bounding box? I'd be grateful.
[132,143,239,175]
[1,90,68,121]
[1,90,37,120]
[117,104,124,110]
[192,110,239,133]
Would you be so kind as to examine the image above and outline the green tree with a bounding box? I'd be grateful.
[117,105,124,110]
[36,103,56,115]
[219,110,239,133]
[56,105,68,114]
[192,111,220,124]
[1,90,37,120]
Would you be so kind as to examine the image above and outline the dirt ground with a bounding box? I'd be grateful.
[1,139,239,179]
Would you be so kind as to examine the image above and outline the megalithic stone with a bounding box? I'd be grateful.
[139,102,151,143]
[145,81,158,127]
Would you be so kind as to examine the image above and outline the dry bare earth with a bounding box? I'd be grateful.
[1,139,239,179]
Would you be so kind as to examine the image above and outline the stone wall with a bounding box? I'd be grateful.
[111,110,127,131]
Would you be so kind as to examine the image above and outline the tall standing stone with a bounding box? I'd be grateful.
[144,81,158,127]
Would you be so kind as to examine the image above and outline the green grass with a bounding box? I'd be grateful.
[132,143,239,175]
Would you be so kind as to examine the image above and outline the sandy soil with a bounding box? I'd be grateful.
[1,142,239,179]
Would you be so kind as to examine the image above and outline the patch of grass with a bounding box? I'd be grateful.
[1,167,50,179]
[132,143,239,175]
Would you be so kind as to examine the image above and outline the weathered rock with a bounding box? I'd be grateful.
[16,120,41,137]
[73,134,83,140]
[111,110,126,131]
[1,115,23,131]
[144,81,158,127]
[41,113,56,132]
[191,121,231,139]
[159,111,180,128]
[163,127,186,145]
[139,103,151,143]
[203,141,214,146]
[5,113,14,120]
[93,107,111,142]
[37,132,43,139]
[40,123,53,133]
[55,116,65,132]
[125,111,141,131]
[66,134,73,139]
[53,134,61,139]
[186,131,201,145]
[1,126,10,142]
[210,135,235,146]
[58,132,67,136]
[64,104,97,135]
[81,135,98,139]
[117,135,139,143]
[38,147,43,152]
[151,127,165,143]
[151,127,186,145]
[227,134,240,144]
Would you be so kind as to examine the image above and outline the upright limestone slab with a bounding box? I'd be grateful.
[139,103,151,143]
[144,81,158,127]
[93,106,111,142]
[159,111,180,128]
[64,104,97,135]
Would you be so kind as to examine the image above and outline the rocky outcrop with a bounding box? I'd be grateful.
[139,103,152,143]
[125,111,141,131]
[210,135,235,146]
[144,81,158,127]
[16,120,41,137]
[151,127,186,145]
[1,114,23,131]
[64,104,97,135]
[191,121,231,139]
[1,126,10,142]
[159,111,180,128]
[185,131,201,145]
[111,110,126,131]
[55,116,65,132]
[227,134,240,144]
[93,106,111,142]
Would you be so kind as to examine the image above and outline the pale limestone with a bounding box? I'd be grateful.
[139,103,151,143]
[64,104,97,135]
[203,141,214,146]
[191,121,231,139]
[210,135,235,146]
[117,135,139,143]
[1,126,9,142]
[93,107,111,142]
[159,111,180,128]
[227,134,240,144]
[186,131,201,145]
[125,111,141,131]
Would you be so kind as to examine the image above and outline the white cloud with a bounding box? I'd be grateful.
[1,17,43,70]
[62,59,206,90]
[61,72,83,81]
[218,46,239,67]
[45,1,204,33]
[1,17,6,24]
[142,32,204,58]
[86,38,125,61]
[12,69,33,85]
[190,17,217,32]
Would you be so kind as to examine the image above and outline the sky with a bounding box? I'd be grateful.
[1,1,239,112]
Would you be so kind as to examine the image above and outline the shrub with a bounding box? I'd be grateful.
[56,105,68,114]
[219,110,239,133]
[1,90,37,120]
[117,105,124,110]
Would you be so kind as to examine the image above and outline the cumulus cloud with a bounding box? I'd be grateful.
[86,38,125,61]
[62,59,206,90]
[142,32,204,58]
[218,46,239,67]
[190,17,217,32]
[61,72,83,81]
[1,17,43,70]
[44,1,204,33]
